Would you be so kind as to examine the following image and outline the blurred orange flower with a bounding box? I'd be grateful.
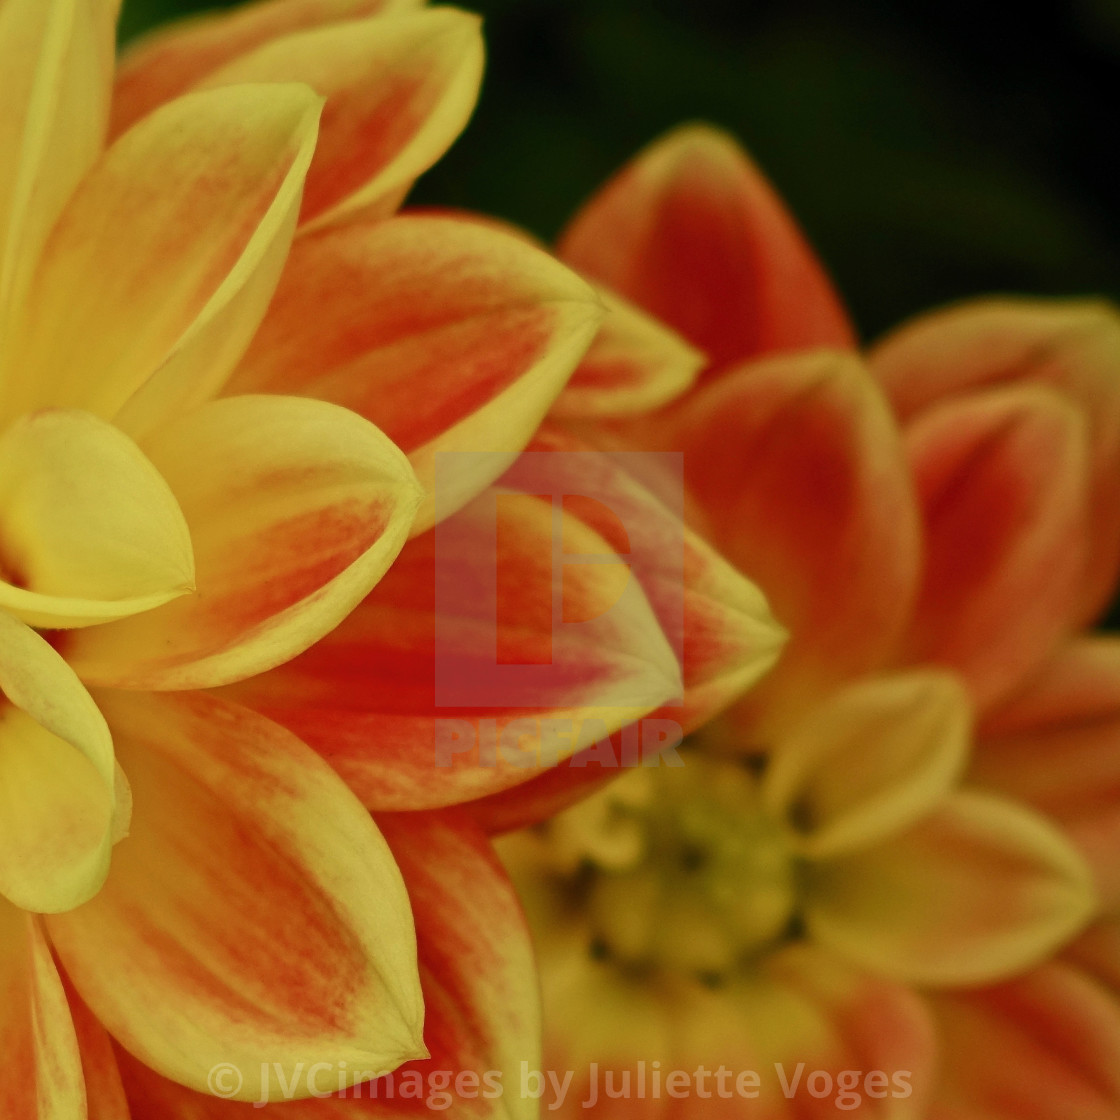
[494,125,1120,1117]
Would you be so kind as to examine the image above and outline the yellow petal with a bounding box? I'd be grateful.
[806,791,1097,986]
[200,8,485,228]
[764,671,971,858]
[67,395,421,690]
[48,689,425,1102]
[0,410,194,628]
[0,612,116,912]
[3,82,322,431]
[0,0,117,342]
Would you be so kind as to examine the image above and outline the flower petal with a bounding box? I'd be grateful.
[4,82,322,432]
[558,124,855,377]
[975,637,1120,909]
[764,670,971,859]
[201,8,484,228]
[0,410,193,628]
[47,690,425,1103]
[0,613,116,912]
[221,481,682,812]
[903,384,1090,710]
[110,0,421,139]
[550,285,705,419]
[0,906,84,1119]
[806,791,1096,987]
[871,297,1120,624]
[226,214,603,531]
[928,962,1120,1120]
[665,350,921,733]
[0,0,116,337]
[63,974,131,1120]
[66,395,421,691]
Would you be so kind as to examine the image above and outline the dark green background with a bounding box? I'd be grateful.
[121,0,1120,341]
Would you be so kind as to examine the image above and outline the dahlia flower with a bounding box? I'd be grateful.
[0,0,672,1112]
[494,125,1120,1117]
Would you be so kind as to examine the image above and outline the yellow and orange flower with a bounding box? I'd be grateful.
[0,0,737,1114]
[492,125,1120,1117]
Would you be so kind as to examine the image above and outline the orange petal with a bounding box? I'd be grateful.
[807,791,1096,987]
[976,637,1120,909]
[667,350,921,733]
[871,298,1120,625]
[226,214,603,530]
[221,481,682,812]
[47,690,425,1103]
[110,0,421,138]
[201,8,484,228]
[65,395,420,691]
[550,285,706,419]
[929,962,1120,1119]
[4,82,321,432]
[0,907,84,1119]
[63,974,131,1120]
[0,409,193,629]
[0,0,117,334]
[903,384,1090,710]
[764,670,970,859]
[558,124,855,378]
[0,613,118,913]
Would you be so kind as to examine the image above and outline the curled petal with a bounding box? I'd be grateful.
[226,214,603,530]
[928,962,1120,1119]
[47,690,425,1103]
[202,8,484,227]
[0,410,193,628]
[550,286,705,419]
[976,637,1120,908]
[764,670,970,858]
[806,791,1096,987]
[0,0,116,333]
[871,298,1120,624]
[666,350,921,733]
[0,613,117,912]
[66,395,421,691]
[903,384,1090,710]
[110,0,421,137]
[222,483,682,812]
[558,124,855,377]
[0,907,84,1119]
[5,82,321,431]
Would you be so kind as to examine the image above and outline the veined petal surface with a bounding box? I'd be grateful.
[3,82,322,429]
[46,690,425,1102]
[65,395,420,691]
[226,214,603,530]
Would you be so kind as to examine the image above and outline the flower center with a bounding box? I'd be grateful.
[524,754,800,985]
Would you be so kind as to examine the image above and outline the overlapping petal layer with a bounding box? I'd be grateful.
[902,384,1089,709]
[223,480,683,812]
[871,298,1120,623]
[110,0,420,138]
[226,213,603,530]
[558,124,855,377]
[664,350,921,731]
[47,690,425,1102]
[66,395,421,690]
[0,409,193,628]
[2,82,322,428]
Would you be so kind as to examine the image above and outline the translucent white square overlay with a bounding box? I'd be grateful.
[433,450,684,709]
